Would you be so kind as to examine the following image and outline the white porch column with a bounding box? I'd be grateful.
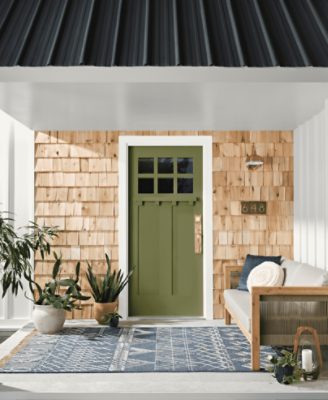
[0,109,34,328]
[294,99,328,271]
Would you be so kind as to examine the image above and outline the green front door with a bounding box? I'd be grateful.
[129,146,203,316]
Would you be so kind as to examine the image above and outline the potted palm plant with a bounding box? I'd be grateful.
[25,253,90,334]
[0,211,90,334]
[86,253,133,324]
[0,211,58,297]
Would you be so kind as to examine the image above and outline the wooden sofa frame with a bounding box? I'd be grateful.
[223,264,328,371]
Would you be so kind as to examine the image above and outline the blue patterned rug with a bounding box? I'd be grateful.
[0,326,273,373]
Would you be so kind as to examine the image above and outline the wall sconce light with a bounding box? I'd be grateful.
[245,145,264,170]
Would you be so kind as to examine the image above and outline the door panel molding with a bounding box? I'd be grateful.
[119,136,213,319]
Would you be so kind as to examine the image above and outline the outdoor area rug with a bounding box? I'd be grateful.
[0,326,273,373]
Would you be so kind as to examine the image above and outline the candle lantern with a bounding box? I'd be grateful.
[293,326,323,381]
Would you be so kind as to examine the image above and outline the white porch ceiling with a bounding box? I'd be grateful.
[0,67,328,131]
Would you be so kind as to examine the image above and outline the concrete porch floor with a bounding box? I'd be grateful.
[0,319,327,400]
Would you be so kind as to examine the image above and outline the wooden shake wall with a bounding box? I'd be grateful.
[35,131,293,319]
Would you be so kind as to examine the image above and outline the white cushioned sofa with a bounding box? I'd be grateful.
[223,259,328,370]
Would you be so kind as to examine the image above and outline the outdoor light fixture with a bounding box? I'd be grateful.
[245,145,264,170]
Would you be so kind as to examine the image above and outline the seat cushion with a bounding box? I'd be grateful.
[224,289,251,332]
[237,254,282,291]
[282,259,328,286]
[247,261,284,292]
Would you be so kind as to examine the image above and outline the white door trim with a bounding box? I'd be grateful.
[118,135,213,320]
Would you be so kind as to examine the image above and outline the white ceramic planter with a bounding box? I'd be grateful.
[32,304,65,334]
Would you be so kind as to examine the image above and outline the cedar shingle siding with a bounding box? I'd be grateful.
[35,131,293,319]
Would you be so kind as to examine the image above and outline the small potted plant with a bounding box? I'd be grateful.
[267,349,302,384]
[86,253,133,325]
[25,253,90,334]
[97,311,122,327]
[108,312,122,328]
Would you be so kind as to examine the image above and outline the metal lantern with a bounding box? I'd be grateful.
[293,326,323,381]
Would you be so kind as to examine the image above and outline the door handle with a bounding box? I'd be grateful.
[194,214,202,254]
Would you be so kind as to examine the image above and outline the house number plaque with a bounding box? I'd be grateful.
[241,201,267,215]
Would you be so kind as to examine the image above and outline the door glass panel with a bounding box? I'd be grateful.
[138,158,154,173]
[178,158,193,173]
[158,178,174,194]
[178,178,193,193]
[138,178,154,193]
[158,157,173,173]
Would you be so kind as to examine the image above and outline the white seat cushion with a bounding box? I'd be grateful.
[282,259,328,286]
[224,289,251,332]
[247,261,284,292]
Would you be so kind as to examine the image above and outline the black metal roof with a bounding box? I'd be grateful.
[0,0,327,67]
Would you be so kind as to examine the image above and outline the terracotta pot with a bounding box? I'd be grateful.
[94,302,118,325]
[32,304,65,334]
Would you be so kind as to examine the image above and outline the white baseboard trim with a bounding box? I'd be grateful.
[0,319,30,330]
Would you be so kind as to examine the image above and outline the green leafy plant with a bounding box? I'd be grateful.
[86,253,133,303]
[0,211,58,297]
[109,311,122,320]
[24,252,90,311]
[267,349,302,384]
[101,311,122,326]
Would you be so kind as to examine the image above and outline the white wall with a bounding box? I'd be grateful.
[0,109,34,328]
[294,100,328,270]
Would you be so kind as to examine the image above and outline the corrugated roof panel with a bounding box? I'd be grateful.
[115,0,149,66]
[285,0,328,67]
[313,0,328,30]
[176,0,213,66]
[84,0,122,66]
[203,0,244,66]
[0,0,15,32]
[0,0,42,66]
[257,0,309,66]
[19,0,69,66]
[52,0,95,66]
[0,0,327,67]
[148,0,180,66]
[230,0,278,66]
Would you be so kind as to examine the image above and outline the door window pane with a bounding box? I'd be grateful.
[178,158,193,173]
[138,158,154,173]
[158,158,173,173]
[138,178,154,193]
[178,178,193,193]
[158,178,174,194]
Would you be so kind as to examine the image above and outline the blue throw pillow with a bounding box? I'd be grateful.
[237,254,282,291]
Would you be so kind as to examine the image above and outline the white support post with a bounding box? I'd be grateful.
[0,109,34,328]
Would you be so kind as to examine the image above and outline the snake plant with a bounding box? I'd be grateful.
[86,253,133,303]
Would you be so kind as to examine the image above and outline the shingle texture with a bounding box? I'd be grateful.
[0,0,327,67]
